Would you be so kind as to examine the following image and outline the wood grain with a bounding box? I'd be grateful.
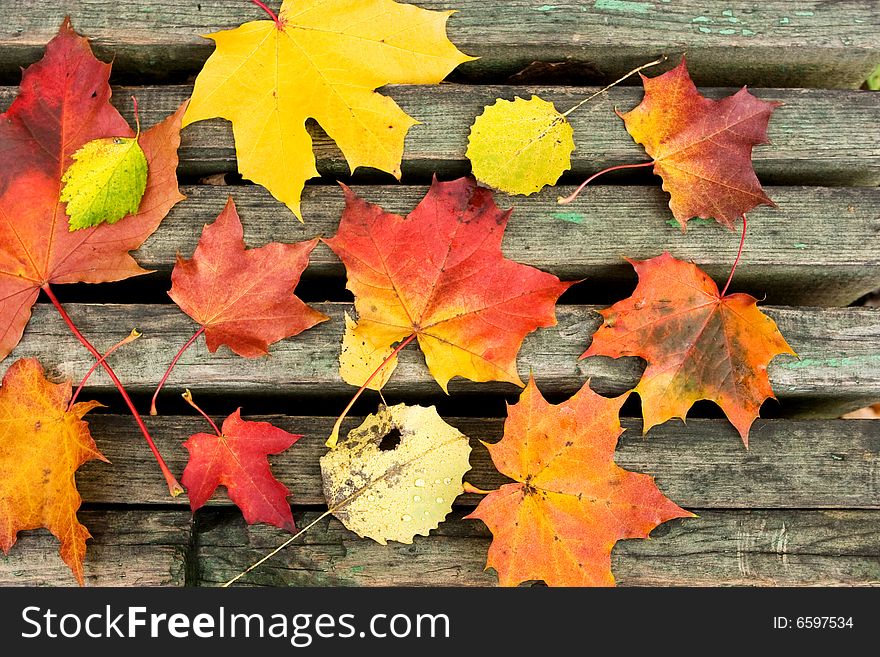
[195,509,880,587]
[12,303,880,416]
[2,84,878,185]
[0,511,191,587]
[75,415,880,509]
[135,184,880,306]
[0,1,877,87]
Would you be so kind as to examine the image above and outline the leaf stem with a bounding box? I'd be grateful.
[561,55,667,118]
[463,482,494,495]
[151,325,206,415]
[183,389,221,437]
[327,332,417,449]
[131,95,141,138]
[69,329,141,408]
[720,214,747,298]
[42,283,183,496]
[251,0,283,27]
[557,161,655,205]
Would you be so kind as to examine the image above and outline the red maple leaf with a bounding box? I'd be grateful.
[181,407,301,532]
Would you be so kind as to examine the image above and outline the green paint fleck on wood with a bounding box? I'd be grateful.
[554,212,588,224]
[692,16,711,23]
[536,4,557,10]
[593,0,653,14]
[697,26,712,33]
[793,243,808,249]
[741,28,756,36]
[794,10,815,16]
[719,28,737,35]
[722,9,733,16]
[351,565,365,573]
[778,354,880,371]
[780,17,790,24]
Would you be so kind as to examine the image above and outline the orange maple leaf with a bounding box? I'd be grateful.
[582,253,796,445]
[324,177,573,393]
[168,197,328,358]
[621,57,779,230]
[0,358,106,585]
[466,377,691,587]
[0,19,186,361]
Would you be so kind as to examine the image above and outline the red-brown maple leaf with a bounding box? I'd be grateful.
[582,253,795,445]
[324,177,573,392]
[621,57,779,229]
[168,196,328,357]
[0,19,186,360]
[181,409,300,532]
[466,377,691,587]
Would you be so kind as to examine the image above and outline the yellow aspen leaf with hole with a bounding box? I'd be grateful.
[60,134,148,231]
[183,0,475,220]
[320,403,471,544]
[467,96,575,195]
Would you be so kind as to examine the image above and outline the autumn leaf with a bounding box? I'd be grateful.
[152,197,328,414]
[0,358,106,585]
[582,253,796,445]
[321,403,471,544]
[169,197,327,357]
[0,19,186,361]
[466,377,690,587]
[467,96,574,195]
[621,57,779,229]
[325,177,572,391]
[60,109,148,231]
[183,0,474,219]
[181,402,300,533]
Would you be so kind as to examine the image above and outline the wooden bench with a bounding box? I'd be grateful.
[1,0,879,587]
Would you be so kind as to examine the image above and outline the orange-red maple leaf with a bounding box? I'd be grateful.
[0,358,106,585]
[0,19,186,361]
[324,177,573,392]
[621,57,779,230]
[168,197,328,357]
[466,377,690,587]
[181,410,300,532]
[582,253,795,445]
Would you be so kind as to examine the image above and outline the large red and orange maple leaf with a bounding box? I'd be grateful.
[324,177,573,445]
[582,253,795,445]
[181,407,301,532]
[0,19,186,359]
[150,197,328,414]
[621,57,779,229]
[0,358,106,585]
[466,377,691,587]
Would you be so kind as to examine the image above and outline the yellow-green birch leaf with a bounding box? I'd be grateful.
[60,135,148,231]
[320,403,471,545]
[466,95,575,195]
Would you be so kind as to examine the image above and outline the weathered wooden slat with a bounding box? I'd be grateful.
[0,511,191,586]
[137,184,880,306]
[13,303,880,417]
[195,509,880,586]
[3,84,878,185]
[0,1,877,87]
[77,416,880,509]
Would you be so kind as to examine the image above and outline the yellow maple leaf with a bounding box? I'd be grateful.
[467,96,575,195]
[183,0,474,220]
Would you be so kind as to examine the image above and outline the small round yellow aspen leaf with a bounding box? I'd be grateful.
[466,95,575,195]
[339,312,397,391]
[60,135,148,231]
[320,403,471,545]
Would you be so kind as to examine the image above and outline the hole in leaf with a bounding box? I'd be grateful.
[378,427,402,451]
